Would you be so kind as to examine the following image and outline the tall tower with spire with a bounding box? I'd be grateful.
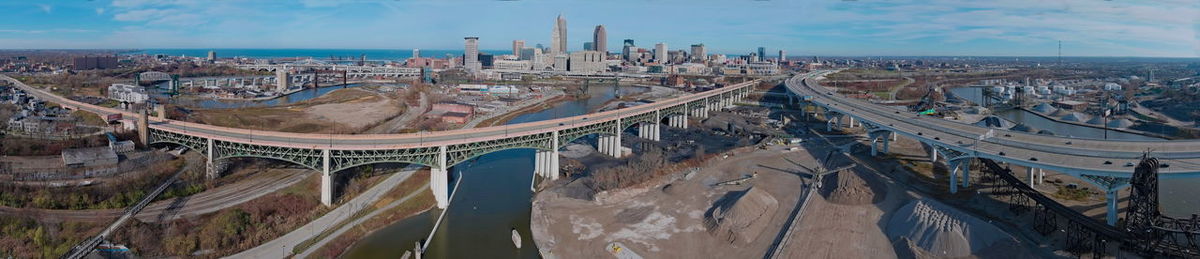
[551,14,568,55]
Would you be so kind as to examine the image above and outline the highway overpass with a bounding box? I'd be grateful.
[785,71,1200,225]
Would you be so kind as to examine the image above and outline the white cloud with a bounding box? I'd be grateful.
[96,8,106,15]
[37,4,52,13]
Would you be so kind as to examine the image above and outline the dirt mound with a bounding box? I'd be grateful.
[704,187,778,244]
[885,199,1020,258]
[821,170,886,205]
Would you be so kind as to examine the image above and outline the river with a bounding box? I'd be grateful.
[342,84,646,258]
[947,87,1200,217]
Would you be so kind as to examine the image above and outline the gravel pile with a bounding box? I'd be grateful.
[885,199,1019,258]
[705,187,778,244]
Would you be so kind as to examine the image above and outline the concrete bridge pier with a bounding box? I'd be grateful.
[598,135,623,157]
[960,159,971,188]
[949,160,960,193]
[638,123,659,141]
[321,149,333,206]
[882,132,892,153]
[1105,189,1118,225]
[206,138,217,179]
[432,145,450,209]
[668,115,687,128]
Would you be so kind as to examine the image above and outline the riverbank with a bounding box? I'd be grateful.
[472,93,571,128]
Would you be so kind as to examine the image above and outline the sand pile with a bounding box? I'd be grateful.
[1107,118,1135,128]
[822,170,886,205]
[1032,103,1058,114]
[704,187,778,244]
[1059,112,1090,122]
[885,199,1020,258]
[972,116,1014,129]
[1008,123,1038,133]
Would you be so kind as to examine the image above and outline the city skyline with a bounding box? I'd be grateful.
[0,0,1196,57]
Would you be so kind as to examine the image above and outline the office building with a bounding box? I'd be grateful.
[207,51,216,61]
[464,37,482,72]
[622,39,636,61]
[690,44,706,62]
[779,50,787,61]
[654,43,667,63]
[553,54,568,71]
[569,51,605,74]
[413,49,420,59]
[551,14,567,55]
[512,40,524,56]
[757,47,766,60]
[520,47,540,61]
[583,42,594,51]
[593,25,607,53]
[275,70,290,92]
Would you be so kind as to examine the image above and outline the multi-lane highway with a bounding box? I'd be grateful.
[786,71,1200,178]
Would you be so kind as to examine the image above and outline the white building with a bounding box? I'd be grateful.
[654,43,667,63]
[569,51,605,74]
[464,37,482,73]
[494,60,532,70]
[107,84,149,104]
[1104,82,1123,91]
[553,54,569,71]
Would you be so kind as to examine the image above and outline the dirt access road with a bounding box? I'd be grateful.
[531,146,825,258]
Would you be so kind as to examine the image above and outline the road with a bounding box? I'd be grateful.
[0,165,309,223]
[294,184,430,258]
[788,71,1200,177]
[228,165,419,258]
[365,92,428,134]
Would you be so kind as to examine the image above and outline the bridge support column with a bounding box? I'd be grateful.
[929,144,938,162]
[949,160,959,194]
[321,149,333,206]
[534,150,546,178]
[433,145,450,209]
[206,138,217,179]
[882,133,891,154]
[639,123,658,141]
[870,138,879,156]
[960,159,971,188]
[551,131,560,180]
[1106,189,1118,226]
[1026,167,1035,186]
[1037,168,1044,185]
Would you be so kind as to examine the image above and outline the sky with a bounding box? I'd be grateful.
[0,0,1197,57]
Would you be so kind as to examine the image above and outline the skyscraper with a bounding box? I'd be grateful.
[464,37,481,72]
[207,50,216,61]
[583,42,594,51]
[757,47,766,61]
[779,50,787,61]
[690,44,706,62]
[413,49,420,59]
[593,25,607,54]
[622,39,635,61]
[551,14,567,55]
[655,43,667,63]
[512,40,525,57]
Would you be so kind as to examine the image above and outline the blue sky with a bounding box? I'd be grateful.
[0,0,1197,57]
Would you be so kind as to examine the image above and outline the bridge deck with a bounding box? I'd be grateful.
[786,72,1200,176]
